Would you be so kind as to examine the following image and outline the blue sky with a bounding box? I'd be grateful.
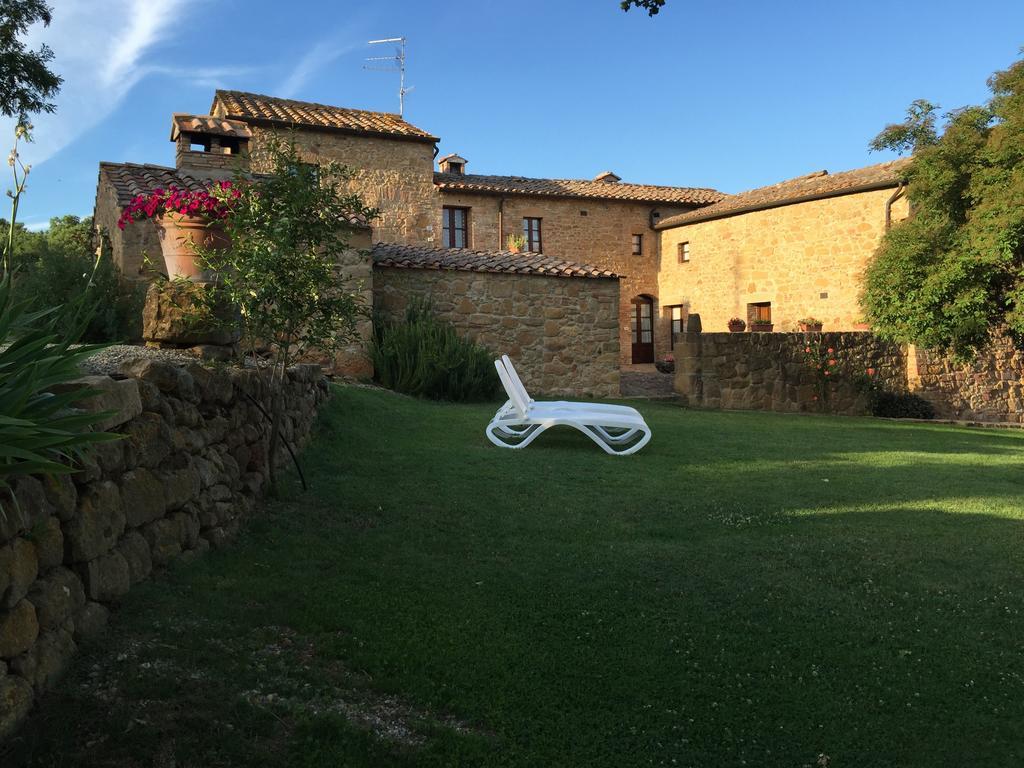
[6,0,1024,230]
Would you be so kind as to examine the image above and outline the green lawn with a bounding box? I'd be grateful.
[6,385,1024,767]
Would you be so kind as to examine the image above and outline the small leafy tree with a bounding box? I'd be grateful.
[620,0,666,15]
[862,54,1024,358]
[202,135,376,489]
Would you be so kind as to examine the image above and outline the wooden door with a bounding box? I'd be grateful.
[631,296,654,364]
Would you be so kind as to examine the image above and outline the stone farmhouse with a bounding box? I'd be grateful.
[94,91,908,397]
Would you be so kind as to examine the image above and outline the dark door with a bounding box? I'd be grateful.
[631,296,654,364]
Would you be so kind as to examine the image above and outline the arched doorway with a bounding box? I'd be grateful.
[630,295,654,364]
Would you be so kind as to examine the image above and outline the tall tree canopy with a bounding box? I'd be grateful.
[0,0,61,122]
[862,54,1024,358]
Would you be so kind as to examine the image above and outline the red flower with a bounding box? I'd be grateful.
[867,367,876,376]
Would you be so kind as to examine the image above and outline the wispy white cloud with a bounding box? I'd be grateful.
[0,0,253,168]
[277,37,362,98]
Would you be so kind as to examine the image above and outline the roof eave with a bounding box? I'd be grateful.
[223,114,439,145]
[655,178,905,230]
[435,182,714,207]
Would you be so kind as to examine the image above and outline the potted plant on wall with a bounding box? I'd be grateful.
[799,316,823,333]
[728,317,746,333]
[750,318,773,332]
[655,354,675,374]
[506,232,526,254]
[118,181,239,281]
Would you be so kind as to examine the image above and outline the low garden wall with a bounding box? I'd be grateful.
[373,266,621,398]
[673,332,907,415]
[0,358,329,740]
[909,332,1024,423]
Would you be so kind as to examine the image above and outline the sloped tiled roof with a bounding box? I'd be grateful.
[657,159,910,229]
[372,242,618,279]
[171,114,252,141]
[98,162,210,206]
[211,90,438,143]
[435,172,724,206]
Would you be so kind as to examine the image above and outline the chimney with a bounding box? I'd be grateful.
[593,170,621,183]
[438,153,468,175]
[171,114,252,178]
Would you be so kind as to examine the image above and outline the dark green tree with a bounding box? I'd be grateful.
[862,54,1024,358]
[620,0,666,15]
[0,0,61,122]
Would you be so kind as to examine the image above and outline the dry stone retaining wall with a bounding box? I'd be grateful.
[673,331,907,415]
[0,359,328,740]
[373,266,621,398]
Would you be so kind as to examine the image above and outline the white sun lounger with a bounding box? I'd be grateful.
[485,357,652,456]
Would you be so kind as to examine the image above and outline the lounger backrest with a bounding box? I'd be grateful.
[494,359,529,418]
[501,354,532,405]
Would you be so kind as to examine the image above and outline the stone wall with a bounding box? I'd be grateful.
[373,266,620,398]
[909,332,1024,423]
[658,189,910,335]
[247,126,439,247]
[94,180,160,281]
[437,191,694,366]
[0,360,329,739]
[673,331,907,414]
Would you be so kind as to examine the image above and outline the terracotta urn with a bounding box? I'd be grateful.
[156,213,229,282]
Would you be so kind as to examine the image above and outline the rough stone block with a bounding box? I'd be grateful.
[64,481,125,563]
[11,627,76,694]
[2,539,38,609]
[77,552,131,603]
[120,468,166,528]
[51,375,142,432]
[143,518,183,566]
[160,462,201,512]
[116,532,152,585]
[27,567,85,631]
[41,475,77,522]
[0,600,39,659]
[124,412,173,469]
[141,281,240,346]
[31,518,64,572]
[0,674,33,741]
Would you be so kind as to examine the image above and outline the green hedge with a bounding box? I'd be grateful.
[369,301,499,402]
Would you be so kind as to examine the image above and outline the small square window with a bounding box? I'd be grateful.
[669,305,684,349]
[631,234,643,255]
[747,302,772,324]
[678,241,690,263]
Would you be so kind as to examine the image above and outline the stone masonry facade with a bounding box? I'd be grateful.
[0,359,329,739]
[374,266,621,398]
[658,188,910,336]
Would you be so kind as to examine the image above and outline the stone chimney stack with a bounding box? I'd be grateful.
[593,171,621,183]
[171,114,252,179]
[438,153,467,175]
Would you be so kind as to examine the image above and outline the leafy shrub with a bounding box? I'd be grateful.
[868,391,936,420]
[11,216,143,342]
[370,301,499,402]
[0,272,120,493]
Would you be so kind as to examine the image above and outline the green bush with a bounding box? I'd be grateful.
[9,215,144,342]
[868,391,936,420]
[369,301,499,402]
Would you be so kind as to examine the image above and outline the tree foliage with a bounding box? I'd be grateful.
[620,0,666,15]
[8,215,144,341]
[0,0,61,122]
[201,135,376,488]
[862,54,1024,358]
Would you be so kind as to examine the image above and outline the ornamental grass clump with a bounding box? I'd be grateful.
[370,301,499,402]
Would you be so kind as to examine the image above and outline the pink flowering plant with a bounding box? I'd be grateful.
[803,340,840,407]
[116,180,241,231]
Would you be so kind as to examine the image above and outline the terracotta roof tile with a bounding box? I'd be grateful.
[98,162,210,207]
[657,159,910,229]
[212,90,438,143]
[372,242,618,279]
[435,172,724,206]
[170,114,253,141]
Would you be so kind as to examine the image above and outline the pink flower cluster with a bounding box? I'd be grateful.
[117,180,241,230]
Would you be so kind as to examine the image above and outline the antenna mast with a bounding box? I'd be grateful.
[364,37,412,116]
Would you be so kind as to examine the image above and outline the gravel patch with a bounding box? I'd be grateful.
[78,344,198,376]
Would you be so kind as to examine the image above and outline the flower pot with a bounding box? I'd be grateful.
[799,322,823,333]
[655,360,675,374]
[750,322,773,333]
[728,321,746,333]
[156,213,229,282]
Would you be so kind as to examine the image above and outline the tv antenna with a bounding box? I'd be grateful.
[364,36,412,116]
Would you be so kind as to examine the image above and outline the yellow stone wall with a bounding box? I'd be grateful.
[657,189,910,335]
[247,126,440,247]
[437,191,694,366]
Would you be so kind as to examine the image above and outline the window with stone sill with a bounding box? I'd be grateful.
[443,206,470,249]
[678,241,690,263]
[632,233,643,255]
